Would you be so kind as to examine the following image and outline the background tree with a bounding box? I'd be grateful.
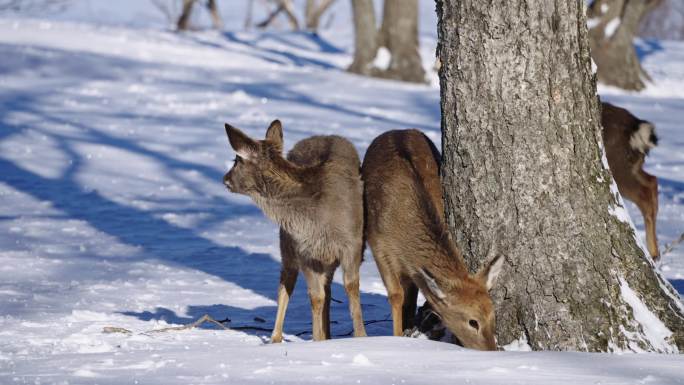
[305,0,337,32]
[0,0,71,12]
[437,0,684,352]
[348,0,425,83]
[348,0,377,76]
[177,0,222,31]
[639,0,684,41]
[587,0,662,91]
[376,0,425,82]
[256,0,300,30]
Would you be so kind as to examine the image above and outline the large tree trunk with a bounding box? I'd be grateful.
[376,0,425,83]
[587,0,661,91]
[437,0,684,352]
[348,0,378,76]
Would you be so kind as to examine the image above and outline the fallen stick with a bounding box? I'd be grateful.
[103,314,228,335]
[103,314,392,339]
[146,314,228,333]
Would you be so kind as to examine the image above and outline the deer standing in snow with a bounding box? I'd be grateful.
[223,120,367,342]
[601,102,660,261]
[362,129,504,351]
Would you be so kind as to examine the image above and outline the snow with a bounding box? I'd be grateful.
[619,277,677,353]
[1,2,684,384]
[587,17,601,30]
[605,17,621,38]
[502,335,533,352]
[373,46,392,71]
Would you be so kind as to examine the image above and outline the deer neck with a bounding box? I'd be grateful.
[420,239,470,281]
[250,160,321,232]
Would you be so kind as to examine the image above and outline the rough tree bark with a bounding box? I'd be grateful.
[348,0,378,76]
[376,0,425,82]
[587,0,662,91]
[437,0,684,352]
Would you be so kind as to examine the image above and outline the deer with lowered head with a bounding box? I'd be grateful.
[222,120,366,342]
[601,102,660,260]
[362,129,504,351]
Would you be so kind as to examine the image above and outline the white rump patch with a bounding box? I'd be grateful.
[629,122,656,153]
[605,17,621,38]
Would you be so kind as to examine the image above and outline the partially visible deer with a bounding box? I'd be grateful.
[223,120,367,342]
[601,102,660,261]
[362,129,504,351]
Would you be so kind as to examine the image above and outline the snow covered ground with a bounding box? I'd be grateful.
[0,3,683,384]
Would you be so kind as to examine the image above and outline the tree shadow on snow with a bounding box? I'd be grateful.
[657,176,684,201]
[0,42,392,340]
[669,280,684,296]
[635,39,664,61]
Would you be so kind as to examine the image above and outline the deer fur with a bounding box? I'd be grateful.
[362,129,504,351]
[602,102,660,260]
[223,120,366,342]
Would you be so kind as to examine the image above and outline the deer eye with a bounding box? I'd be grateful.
[234,156,242,164]
[468,319,479,331]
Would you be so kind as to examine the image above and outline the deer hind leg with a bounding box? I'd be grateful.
[341,247,367,338]
[401,282,419,331]
[323,273,332,340]
[636,172,660,261]
[302,266,332,341]
[272,230,299,343]
[372,255,404,336]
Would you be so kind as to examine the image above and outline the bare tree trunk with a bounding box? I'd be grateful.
[305,0,336,32]
[347,0,378,76]
[279,0,300,30]
[257,0,300,30]
[588,0,662,91]
[376,0,425,83]
[207,0,223,30]
[438,0,684,352]
[177,0,195,31]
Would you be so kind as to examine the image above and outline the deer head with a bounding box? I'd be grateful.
[223,120,290,197]
[418,255,504,350]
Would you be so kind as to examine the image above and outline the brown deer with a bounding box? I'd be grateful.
[601,102,660,261]
[223,120,367,342]
[362,129,504,351]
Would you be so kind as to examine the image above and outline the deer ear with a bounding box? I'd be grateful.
[225,123,257,159]
[477,255,505,291]
[265,119,283,151]
[420,268,447,300]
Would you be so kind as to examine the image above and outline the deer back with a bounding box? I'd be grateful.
[601,102,658,194]
[362,129,455,268]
